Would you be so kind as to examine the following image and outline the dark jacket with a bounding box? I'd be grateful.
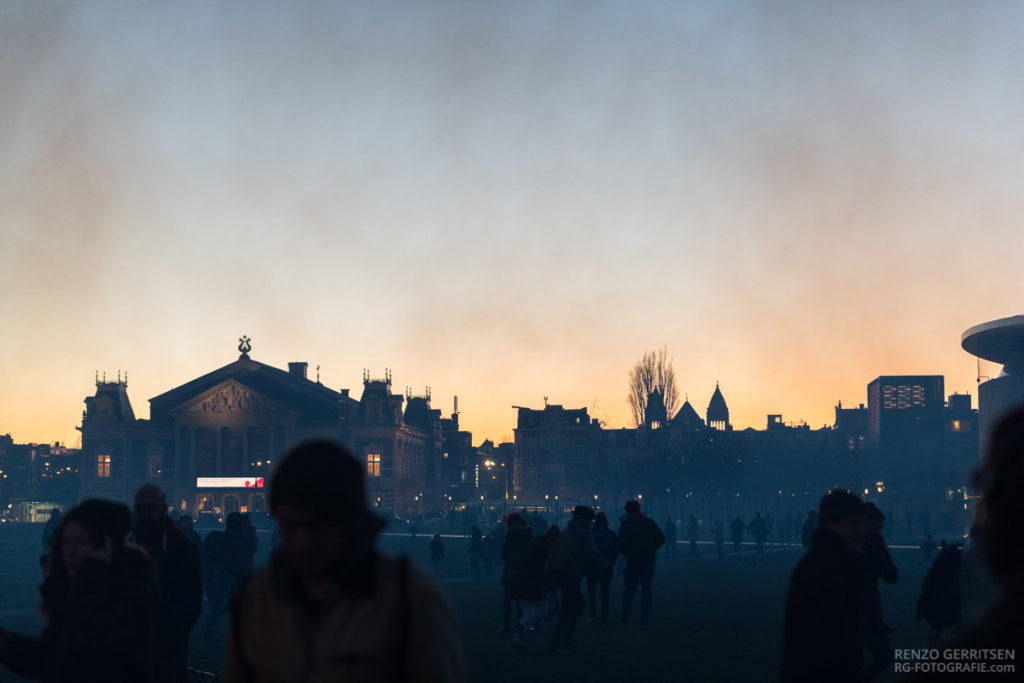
[859,531,897,634]
[0,548,158,683]
[619,513,665,571]
[140,520,204,683]
[779,528,863,683]
[508,535,556,601]
[547,518,607,580]
[501,526,534,584]
[591,525,619,572]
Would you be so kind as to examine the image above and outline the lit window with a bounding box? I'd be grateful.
[97,454,111,478]
[367,453,381,477]
[951,420,962,432]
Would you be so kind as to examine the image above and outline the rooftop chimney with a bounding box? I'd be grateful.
[288,362,308,379]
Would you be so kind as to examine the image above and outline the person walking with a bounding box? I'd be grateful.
[546,506,607,652]
[619,500,665,625]
[663,518,677,559]
[586,512,618,625]
[730,516,746,554]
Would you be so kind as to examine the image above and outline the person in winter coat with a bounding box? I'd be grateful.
[0,499,158,683]
[132,484,203,683]
[499,514,533,633]
[730,517,746,554]
[429,534,446,570]
[779,490,866,683]
[618,500,665,624]
[546,507,608,651]
[507,525,559,649]
[227,440,466,683]
[585,512,619,624]
[858,503,898,682]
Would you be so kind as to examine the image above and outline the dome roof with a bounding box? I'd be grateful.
[707,383,729,422]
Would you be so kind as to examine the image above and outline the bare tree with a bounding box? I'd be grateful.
[627,347,679,428]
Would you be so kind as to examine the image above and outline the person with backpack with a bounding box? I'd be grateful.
[585,512,619,625]
[780,489,866,683]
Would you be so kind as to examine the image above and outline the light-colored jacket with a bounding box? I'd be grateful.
[227,551,466,683]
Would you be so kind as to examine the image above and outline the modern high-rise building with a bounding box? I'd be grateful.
[962,314,1024,454]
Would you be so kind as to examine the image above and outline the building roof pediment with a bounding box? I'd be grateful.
[168,379,292,416]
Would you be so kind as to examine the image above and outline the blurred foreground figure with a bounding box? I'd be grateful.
[0,499,158,683]
[227,440,466,683]
[132,484,203,683]
[779,489,866,683]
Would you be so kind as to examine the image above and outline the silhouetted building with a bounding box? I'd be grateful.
[79,343,445,519]
[513,404,600,507]
[707,384,731,431]
[962,315,1024,453]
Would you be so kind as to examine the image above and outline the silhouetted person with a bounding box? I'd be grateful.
[686,515,700,558]
[481,532,496,576]
[748,512,768,555]
[227,440,466,682]
[663,517,677,559]
[409,522,419,543]
[908,408,1024,680]
[468,525,483,579]
[959,522,1000,628]
[530,511,548,539]
[713,520,724,559]
[508,525,559,649]
[730,516,746,553]
[499,514,533,634]
[779,489,866,683]
[858,503,897,682]
[586,511,619,625]
[132,484,203,683]
[0,499,158,683]
[175,515,202,548]
[546,506,607,651]
[619,500,665,625]
[800,510,817,551]
[41,508,61,553]
[429,534,445,570]
[917,539,962,646]
[920,532,937,564]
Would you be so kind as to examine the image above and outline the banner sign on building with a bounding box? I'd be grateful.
[196,477,264,489]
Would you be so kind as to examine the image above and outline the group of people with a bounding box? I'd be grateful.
[495,499,666,653]
[780,405,1024,682]
[1,485,203,683]
[0,440,469,682]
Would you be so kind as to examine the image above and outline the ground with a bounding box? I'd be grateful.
[0,525,938,682]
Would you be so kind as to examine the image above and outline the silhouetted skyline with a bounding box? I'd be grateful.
[2,1,1021,444]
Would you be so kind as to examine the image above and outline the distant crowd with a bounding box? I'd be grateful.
[2,405,1024,682]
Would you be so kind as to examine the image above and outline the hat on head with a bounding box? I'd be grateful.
[817,489,865,524]
[270,440,379,532]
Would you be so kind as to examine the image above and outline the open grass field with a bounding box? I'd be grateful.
[0,524,938,682]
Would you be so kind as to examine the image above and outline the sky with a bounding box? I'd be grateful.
[2,1,1023,446]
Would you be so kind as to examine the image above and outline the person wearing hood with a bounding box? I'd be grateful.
[0,499,158,683]
[227,440,466,683]
[132,484,203,683]
[779,489,866,683]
